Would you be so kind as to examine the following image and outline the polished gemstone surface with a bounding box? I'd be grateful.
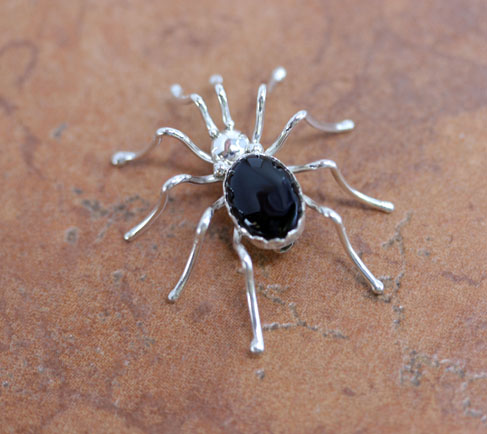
[225,155,302,240]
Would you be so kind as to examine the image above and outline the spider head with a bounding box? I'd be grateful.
[211,129,263,177]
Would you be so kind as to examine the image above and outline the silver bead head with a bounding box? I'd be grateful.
[211,129,263,176]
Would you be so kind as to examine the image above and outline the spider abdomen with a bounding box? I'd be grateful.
[224,154,305,248]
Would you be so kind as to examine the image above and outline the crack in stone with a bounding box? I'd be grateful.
[79,194,151,241]
[51,122,68,139]
[388,211,487,426]
[263,322,297,331]
[383,211,412,254]
[400,349,437,387]
[400,349,487,425]
[441,270,487,288]
[258,284,348,340]
[64,226,79,245]
[381,211,413,327]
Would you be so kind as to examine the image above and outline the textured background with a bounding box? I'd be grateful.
[1,0,487,432]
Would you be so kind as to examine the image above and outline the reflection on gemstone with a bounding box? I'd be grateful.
[225,155,302,240]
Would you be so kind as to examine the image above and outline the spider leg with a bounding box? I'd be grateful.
[209,74,235,130]
[265,110,354,156]
[252,67,290,144]
[170,84,219,138]
[123,174,220,241]
[168,197,225,301]
[304,195,384,294]
[290,159,394,213]
[252,84,267,144]
[111,127,213,166]
[233,229,265,354]
[267,66,287,93]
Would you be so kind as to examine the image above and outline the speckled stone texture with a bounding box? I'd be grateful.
[1,0,487,432]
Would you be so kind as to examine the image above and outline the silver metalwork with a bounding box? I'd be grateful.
[170,84,219,138]
[252,84,266,144]
[250,66,287,144]
[233,229,264,353]
[266,110,355,156]
[111,66,394,354]
[111,127,213,166]
[304,195,384,294]
[123,174,219,241]
[290,159,394,213]
[267,66,287,93]
[210,74,235,130]
[168,197,225,302]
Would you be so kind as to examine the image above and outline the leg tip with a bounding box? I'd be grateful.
[170,84,183,98]
[111,151,136,166]
[272,66,287,82]
[250,340,264,354]
[375,200,394,213]
[209,74,223,85]
[167,290,179,303]
[338,119,355,131]
[372,280,384,295]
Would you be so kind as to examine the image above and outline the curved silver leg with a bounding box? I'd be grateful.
[304,195,384,294]
[170,84,219,139]
[168,197,225,302]
[305,114,355,133]
[265,110,354,156]
[111,127,213,166]
[290,160,394,213]
[124,174,220,241]
[233,229,265,354]
[252,66,288,144]
[266,110,306,155]
[209,74,235,130]
[252,84,267,144]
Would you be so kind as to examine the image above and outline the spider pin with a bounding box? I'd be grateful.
[111,67,394,354]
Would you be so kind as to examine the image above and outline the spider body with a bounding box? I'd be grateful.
[224,153,304,251]
[112,67,394,354]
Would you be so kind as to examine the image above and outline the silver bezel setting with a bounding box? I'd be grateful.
[223,153,306,251]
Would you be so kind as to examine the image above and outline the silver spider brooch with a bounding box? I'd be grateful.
[111,67,394,354]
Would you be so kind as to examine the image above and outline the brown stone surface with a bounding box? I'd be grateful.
[1,0,487,432]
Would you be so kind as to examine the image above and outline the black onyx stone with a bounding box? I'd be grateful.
[225,155,302,240]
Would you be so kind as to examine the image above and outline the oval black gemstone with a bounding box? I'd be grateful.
[225,155,302,240]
